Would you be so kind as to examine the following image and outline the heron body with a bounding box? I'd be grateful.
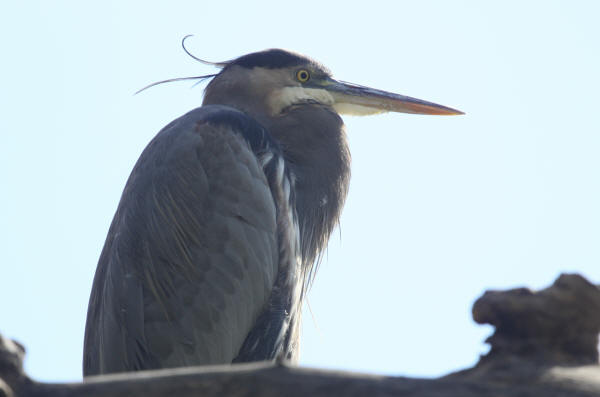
[83,49,461,376]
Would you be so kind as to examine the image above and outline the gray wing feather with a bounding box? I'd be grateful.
[84,108,279,375]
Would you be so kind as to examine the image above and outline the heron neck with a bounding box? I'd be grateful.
[204,83,351,272]
[261,105,351,272]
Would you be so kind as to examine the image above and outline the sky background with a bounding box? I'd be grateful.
[1,0,599,383]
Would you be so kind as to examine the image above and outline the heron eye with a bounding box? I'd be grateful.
[296,69,310,83]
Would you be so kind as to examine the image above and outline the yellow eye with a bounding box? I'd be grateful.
[296,69,310,83]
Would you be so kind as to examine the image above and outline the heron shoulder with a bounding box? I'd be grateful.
[166,105,281,158]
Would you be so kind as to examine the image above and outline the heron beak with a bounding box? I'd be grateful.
[322,79,464,116]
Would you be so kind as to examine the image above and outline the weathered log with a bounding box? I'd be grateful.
[1,273,599,397]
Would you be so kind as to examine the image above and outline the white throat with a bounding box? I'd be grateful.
[269,87,335,115]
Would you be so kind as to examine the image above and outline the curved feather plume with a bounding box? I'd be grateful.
[181,35,229,68]
[134,75,216,95]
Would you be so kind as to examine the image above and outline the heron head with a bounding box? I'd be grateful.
[202,48,463,118]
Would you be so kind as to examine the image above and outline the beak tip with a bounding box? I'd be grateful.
[441,107,465,116]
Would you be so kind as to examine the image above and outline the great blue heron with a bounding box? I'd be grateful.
[83,47,463,376]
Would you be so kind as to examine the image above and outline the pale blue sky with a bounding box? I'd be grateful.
[1,1,599,382]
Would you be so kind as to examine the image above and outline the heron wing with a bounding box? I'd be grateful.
[83,106,280,375]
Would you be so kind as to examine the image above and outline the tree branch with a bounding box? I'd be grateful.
[2,273,600,397]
